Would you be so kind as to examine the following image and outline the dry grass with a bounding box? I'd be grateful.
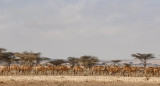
[0,76,160,86]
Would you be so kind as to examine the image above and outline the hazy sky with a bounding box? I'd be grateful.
[0,0,160,60]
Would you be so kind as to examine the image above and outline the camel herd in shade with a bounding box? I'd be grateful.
[0,65,160,77]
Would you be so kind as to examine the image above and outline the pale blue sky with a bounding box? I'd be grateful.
[0,0,160,60]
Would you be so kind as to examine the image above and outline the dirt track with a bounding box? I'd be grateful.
[0,76,160,86]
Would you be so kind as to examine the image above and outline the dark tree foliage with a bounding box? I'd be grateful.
[124,63,131,67]
[111,60,121,66]
[49,59,66,66]
[0,52,15,66]
[132,53,155,69]
[14,51,43,66]
[67,57,79,68]
[35,57,50,65]
[80,55,99,69]
[0,48,6,53]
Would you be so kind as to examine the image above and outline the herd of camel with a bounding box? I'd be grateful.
[0,65,159,77]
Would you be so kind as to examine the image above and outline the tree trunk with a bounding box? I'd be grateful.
[144,62,146,69]
[71,63,75,68]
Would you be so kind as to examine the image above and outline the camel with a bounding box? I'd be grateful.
[21,66,32,75]
[0,66,10,75]
[72,66,84,75]
[121,65,132,76]
[108,66,122,76]
[45,65,55,75]
[144,67,154,76]
[91,66,107,75]
[33,65,46,75]
[9,65,20,75]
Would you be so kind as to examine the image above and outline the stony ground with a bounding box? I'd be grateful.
[0,76,160,86]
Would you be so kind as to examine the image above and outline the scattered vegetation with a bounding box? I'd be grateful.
[111,60,121,66]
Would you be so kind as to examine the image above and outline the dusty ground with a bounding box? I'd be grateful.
[0,76,160,86]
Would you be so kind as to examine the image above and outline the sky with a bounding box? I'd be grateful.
[0,0,160,60]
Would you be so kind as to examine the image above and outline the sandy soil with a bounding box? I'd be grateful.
[0,76,160,86]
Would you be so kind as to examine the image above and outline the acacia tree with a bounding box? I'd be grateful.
[67,57,79,68]
[0,48,6,59]
[0,48,16,66]
[111,60,121,66]
[132,53,155,69]
[124,63,131,67]
[80,55,99,69]
[0,48,6,53]
[14,51,40,66]
[48,59,66,66]
[35,57,50,65]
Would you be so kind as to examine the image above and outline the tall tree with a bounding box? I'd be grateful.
[80,55,99,69]
[111,60,121,66]
[132,53,155,69]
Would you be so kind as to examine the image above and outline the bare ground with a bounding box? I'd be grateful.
[0,76,160,86]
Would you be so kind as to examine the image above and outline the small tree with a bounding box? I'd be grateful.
[0,52,15,66]
[0,48,16,66]
[48,59,66,66]
[67,57,79,68]
[124,63,131,67]
[0,48,6,58]
[0,48,6,53]
[35,57,50,65]
[111,60,121,66]
[80,55,99,69]
[14,51,40,66]
[132,53,155,69]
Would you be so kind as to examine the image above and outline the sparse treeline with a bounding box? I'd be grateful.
[0,48,157,69]
[0,48,99,69]
[0,48,159,76]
